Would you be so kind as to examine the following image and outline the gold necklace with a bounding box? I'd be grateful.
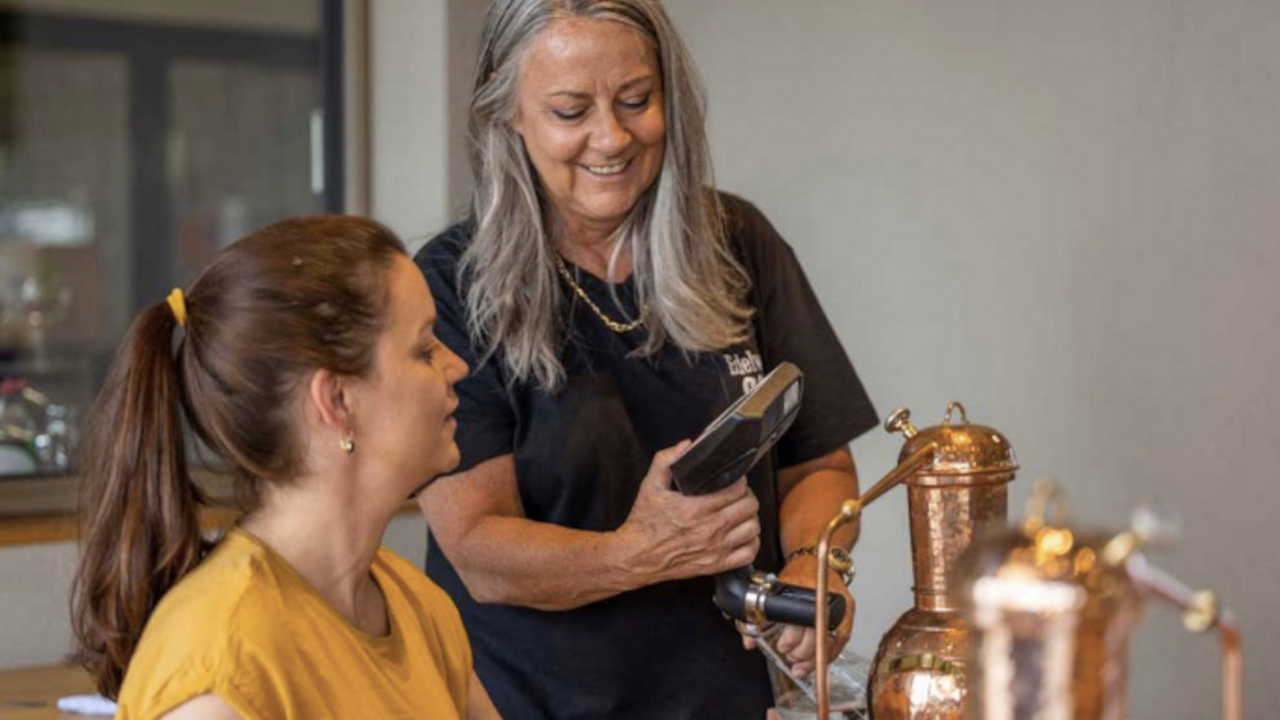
[553,253,648,333]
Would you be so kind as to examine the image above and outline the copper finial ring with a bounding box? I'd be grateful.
[884,407,918,438]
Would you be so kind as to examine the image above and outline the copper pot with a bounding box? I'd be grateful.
[869,402,1018,720]
[956,482,1243,720]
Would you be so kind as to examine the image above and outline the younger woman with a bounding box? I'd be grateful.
[71,216,499,719]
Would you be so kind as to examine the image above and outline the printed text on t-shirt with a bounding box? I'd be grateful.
[724,349,764,394]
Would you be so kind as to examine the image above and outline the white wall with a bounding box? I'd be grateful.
[665,2,1278,718]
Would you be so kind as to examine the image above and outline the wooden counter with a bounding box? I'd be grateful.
[0,504,419,548]
[0,664,97,720]
[0,471,419,548]
[0,506,241,548]
[0,472,240,548]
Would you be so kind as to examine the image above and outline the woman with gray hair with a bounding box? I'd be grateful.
[414,1,878,717]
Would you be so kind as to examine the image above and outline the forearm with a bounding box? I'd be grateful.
[422,448,760,612]
[443,514,651,611]
[774,463,861,654]
[778,467,861,557]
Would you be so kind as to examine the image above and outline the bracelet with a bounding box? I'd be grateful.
[785,545,856,585]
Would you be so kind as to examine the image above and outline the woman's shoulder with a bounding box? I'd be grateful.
[716,191,773,235]
[117,535,275,713]
[715,190,760,224]
[412,221,474,275]
[713,190,791,272]
[412,221,477,309]
[137,532,286,647]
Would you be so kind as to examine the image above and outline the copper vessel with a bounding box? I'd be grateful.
[868,402,1018,720]
[956,482,1243,720]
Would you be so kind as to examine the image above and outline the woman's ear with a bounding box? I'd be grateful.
[509,105,525,137]
[307,368,354,437]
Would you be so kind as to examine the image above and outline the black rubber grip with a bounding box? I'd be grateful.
[767,584,846,630]
[712,567,847,631]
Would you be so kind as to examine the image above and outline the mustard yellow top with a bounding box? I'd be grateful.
[115,527,472,720]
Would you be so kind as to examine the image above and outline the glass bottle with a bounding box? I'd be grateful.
[749,622,871,720]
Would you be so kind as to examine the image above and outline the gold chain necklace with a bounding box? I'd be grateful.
[552,253,648,334]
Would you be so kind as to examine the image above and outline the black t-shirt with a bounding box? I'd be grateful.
[414,193,878,720]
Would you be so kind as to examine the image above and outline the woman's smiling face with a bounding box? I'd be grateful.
[510,17,666,239]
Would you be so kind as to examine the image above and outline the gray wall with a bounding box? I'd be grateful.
[664,2,1277,718]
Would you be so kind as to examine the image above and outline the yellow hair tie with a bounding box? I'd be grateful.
[166,288,188,327]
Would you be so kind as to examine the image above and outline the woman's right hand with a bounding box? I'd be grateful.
[612,441,762,583]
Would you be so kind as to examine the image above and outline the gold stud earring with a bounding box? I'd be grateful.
[340,434,355,454]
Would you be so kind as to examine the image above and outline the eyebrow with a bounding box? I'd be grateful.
[547,75,655,99]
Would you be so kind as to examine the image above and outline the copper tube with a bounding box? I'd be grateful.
[1220,612,1243,720]
[815,442,938,719]
[1126,555,1243,720]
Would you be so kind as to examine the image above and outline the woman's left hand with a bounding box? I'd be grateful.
[740,554,855,679]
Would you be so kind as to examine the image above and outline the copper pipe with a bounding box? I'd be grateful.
[815,442,937,718]
[1126,555,1243,720]
[1220,611,1243,720]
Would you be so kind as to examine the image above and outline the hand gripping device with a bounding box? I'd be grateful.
[669,362,846,630]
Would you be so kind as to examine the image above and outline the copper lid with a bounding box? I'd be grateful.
[956,482,1134,606]
[959,525,1123,589]
[885,402,1018,476]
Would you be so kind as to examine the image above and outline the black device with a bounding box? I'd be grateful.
[670,361,846,631]
[671,362,805,495]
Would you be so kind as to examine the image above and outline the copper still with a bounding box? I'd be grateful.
[956,482,1243,720]
[866,402,1019,720]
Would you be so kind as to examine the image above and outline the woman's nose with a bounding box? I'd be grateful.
[445,346,469,382]
[590,109,631,154]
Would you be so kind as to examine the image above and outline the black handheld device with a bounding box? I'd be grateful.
[670,361,846,630]
[670,362,804,495]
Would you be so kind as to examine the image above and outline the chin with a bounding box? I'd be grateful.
[437,446,462,476]
[569,190,640,219]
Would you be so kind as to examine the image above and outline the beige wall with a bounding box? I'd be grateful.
[665,2,1278,717]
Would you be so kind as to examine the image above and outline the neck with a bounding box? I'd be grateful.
[548,210,632,282]
[240,471,393,634]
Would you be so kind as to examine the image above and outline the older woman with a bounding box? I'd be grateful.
[414,1,878,718]
[72,217,499,719]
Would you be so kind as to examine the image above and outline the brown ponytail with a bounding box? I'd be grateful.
[71,303,205,697]
[69,215,405,698]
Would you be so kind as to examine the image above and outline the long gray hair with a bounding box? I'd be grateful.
[463,0,753,390]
